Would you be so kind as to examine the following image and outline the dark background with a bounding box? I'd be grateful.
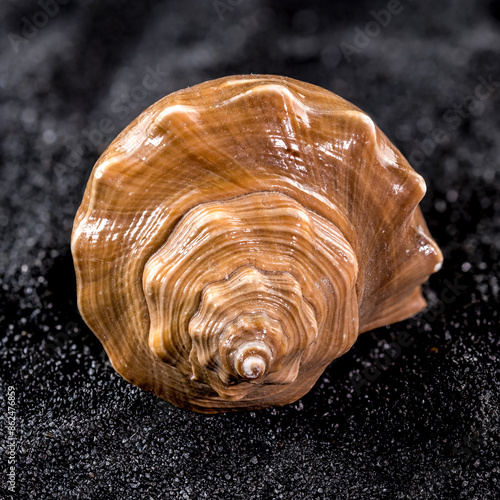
[1,0,499,498]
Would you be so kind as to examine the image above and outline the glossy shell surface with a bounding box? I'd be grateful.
[72,75,443,413]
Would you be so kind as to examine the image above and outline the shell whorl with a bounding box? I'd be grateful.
[71,75,443,413]
[143,192,358,400]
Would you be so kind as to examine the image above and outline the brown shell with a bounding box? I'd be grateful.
[71,75,443,413]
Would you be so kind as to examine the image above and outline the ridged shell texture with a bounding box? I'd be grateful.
[72,75,443,413]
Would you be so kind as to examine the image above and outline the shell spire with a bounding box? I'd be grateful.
[72,75,443,413]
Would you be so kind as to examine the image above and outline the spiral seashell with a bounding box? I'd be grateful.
[71,75,443,413]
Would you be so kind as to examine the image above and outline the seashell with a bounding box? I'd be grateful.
[71,75,443,413]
